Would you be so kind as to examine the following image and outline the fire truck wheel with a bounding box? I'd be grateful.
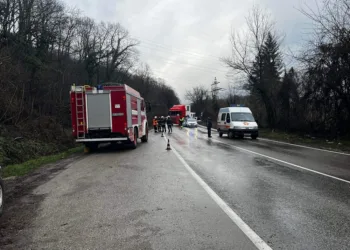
[141,126,148,142]
[86,143,98,152]
[131,128,138,149]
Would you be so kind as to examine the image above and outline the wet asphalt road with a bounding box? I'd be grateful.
[198,125,350,181]
[18,133,256,250]
[14,125,350,249]
[170,126,350,249]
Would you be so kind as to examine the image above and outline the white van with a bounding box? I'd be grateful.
[217,105,258,139]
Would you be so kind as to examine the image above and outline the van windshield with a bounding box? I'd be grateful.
[231,112,255,122]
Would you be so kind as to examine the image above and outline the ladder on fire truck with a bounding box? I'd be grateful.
[75,86,86,139]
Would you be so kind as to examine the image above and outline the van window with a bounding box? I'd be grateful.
[231,112,255,122]
[221,113,226,121]
[226,113,231,122]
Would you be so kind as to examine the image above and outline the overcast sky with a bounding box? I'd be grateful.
[62,0,318,103]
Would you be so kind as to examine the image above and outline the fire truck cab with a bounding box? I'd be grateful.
[70,83,150,150]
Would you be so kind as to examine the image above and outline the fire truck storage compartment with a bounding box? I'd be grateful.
[86,92,112,129]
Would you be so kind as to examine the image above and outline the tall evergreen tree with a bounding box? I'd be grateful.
[280,67,300,130]
[247,32,283,128]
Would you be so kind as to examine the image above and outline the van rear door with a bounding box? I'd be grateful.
[225,112,231,130]
[218,112,226,130]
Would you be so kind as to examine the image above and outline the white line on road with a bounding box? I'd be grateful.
[256,138,350,156]
[163,136,273,250]
[209,138,350,185]
[197,124,350,156]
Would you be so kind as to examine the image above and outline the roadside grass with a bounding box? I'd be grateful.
[2,146,83,178]
[259,129,350,153]
[198,121,350,153]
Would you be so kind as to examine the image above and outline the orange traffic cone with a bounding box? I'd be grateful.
[166,139,171,150]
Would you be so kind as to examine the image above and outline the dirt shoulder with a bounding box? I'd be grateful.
[0,153,84,249]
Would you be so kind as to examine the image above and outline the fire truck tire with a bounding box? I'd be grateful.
[131,128,138,149]
[85,143,98,152]
[141,126,148,142]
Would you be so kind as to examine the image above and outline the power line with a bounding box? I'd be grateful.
[134,36,220,59]
[138,43,219,62]
[139,49,228,74]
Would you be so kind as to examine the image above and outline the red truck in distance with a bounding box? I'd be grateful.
[70,83,150,150]
[168,104,195,124]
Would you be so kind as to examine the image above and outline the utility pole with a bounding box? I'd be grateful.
[211,77,223,111]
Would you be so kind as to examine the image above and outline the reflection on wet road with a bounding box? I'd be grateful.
[165,126,350,250]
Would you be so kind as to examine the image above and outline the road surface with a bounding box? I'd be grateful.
[4,125,350,250]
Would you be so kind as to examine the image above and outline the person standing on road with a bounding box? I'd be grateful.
[161,116,166,133]
[179,116,184,128]
[153,116,158,132]
[157,116,162,132]
[207,117,212,138]
[167,116,173,133]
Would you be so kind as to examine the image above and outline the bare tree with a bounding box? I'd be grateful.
[185,86,209,104]
[104,23,139,81]
[185,85,210,115]
[297,0,350,136]
[0,0,181,156]
[220,4,276,76]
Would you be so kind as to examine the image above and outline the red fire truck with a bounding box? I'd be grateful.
[70,83,150,150]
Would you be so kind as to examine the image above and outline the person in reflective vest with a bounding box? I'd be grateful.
[179,116,184,128]
[153,116,158,132]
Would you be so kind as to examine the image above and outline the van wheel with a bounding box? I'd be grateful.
[0,178,4,216]
[228,131,234,139]
[131,128,138,149]
[251,135,258,140]
[141,126,148,142]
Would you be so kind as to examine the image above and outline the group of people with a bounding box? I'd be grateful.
[152,115,213,138]
[153,116,173,133]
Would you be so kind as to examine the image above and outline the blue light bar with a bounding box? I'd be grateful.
[230,104,245,107]
[97,85,103,90]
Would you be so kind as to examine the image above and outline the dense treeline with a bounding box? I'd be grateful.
[0,0,179,165]
[186,1,350,139]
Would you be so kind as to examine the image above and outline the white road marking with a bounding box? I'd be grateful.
[256,138,350,156]
[197,124,350,156]
[163,136,273,250]
[209,138,350,185]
